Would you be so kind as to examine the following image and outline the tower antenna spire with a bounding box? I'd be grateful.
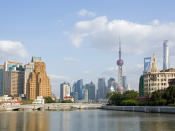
[119,37,121,60]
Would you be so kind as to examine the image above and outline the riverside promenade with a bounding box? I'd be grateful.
[101,105,175,114]
[0,103,103,111]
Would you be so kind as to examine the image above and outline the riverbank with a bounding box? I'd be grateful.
[100,105,175,114]
[0,103,103,111]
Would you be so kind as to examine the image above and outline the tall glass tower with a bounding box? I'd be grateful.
[163,40,169,70]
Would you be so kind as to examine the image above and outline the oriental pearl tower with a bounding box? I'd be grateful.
[117,39,124,93]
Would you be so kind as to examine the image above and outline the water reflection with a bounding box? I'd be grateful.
[0,110,175,131]
[0,111,49,131]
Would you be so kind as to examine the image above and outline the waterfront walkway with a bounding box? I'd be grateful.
[101,105,175,113]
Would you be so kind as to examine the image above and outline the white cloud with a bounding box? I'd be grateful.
[63,57,80,62]
[0,40,29,62]
[77,9,96,17]
[70,16,175,56]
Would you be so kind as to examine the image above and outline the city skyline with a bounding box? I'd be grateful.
[1,1,175,97]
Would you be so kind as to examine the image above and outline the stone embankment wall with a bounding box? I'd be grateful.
[101,106,175,114]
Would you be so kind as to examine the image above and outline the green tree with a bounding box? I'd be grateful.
[44,96,55,103]
[108,92,123,105]
[123,90,139,100]
[164,85,175,104]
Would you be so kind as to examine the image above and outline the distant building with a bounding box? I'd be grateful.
[26,60,52,100]
[3,61,24,97]
[83,88,88,102]
[108,77,115,88]
[97,78,107,100]
[60,82,71,100]
[72,92,78,102]
[74,79,83,100]
[143,55,175,97]
[85,82,95,101]
[0,65,3,96]
[144,57,152,73]
[24,62,34,95]
[122,76,128,91]
[163,40,169,70]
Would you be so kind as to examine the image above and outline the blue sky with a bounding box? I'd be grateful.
[0,0,175,96]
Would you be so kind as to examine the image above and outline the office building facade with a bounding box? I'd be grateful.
[26,62,52,100]
[3,61,24,97]
[60,82,71,100]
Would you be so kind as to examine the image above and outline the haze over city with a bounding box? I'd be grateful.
[1,0,175,97]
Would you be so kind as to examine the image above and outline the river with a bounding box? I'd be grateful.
[0,110,175,131]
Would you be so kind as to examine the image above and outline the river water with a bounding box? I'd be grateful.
[0,110,175,131]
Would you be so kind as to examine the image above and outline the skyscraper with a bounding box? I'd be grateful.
[122,76,127,91]
[26,60,52,100]
[85,82,95,101]
[97,78,107,100]
[163,40,169,70]
[144,57,152,73]
[117,40,124,93]
[107,77,115,88]
[75,79,83,100]
[60,82,71,100]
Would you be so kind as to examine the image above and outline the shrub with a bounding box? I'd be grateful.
[120,99,139,106]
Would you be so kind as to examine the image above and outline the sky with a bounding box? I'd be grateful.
[0,0,175,97]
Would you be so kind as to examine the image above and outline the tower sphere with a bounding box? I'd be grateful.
[117,59,124,66]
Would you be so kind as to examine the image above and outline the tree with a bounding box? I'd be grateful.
[123,90,139,100]
[44,96,55,103]
[108,92,123,105]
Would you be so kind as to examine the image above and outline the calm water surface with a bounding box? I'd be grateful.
[0,110,175,131]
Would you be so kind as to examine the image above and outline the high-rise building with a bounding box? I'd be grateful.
[97,78,107,100]
[24,63,34,95]
[60,82,71,100]
[163,40,169,70]
[75,79,83,100]
[0,65,4,96]
[108,77,115,88]
[117,40,124,93]
[144,57,152,73]
[3,61,24,97]
[85,82,95,101]
[122,76,128,91]
[26,61,52,100]
[83,88,88,102]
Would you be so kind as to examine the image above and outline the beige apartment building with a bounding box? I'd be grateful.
[144,55,175,97]
[26,62,52,100]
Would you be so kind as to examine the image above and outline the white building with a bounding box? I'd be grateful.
[33,96,45,104]
[60,82,71,100]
